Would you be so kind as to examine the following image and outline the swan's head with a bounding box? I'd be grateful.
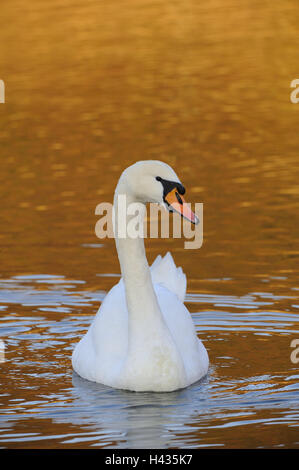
[117,160,198,224]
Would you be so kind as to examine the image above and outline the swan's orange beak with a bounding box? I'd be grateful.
[165,188,199,225]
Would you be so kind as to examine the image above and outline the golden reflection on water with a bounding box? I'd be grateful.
[0,0,299,448]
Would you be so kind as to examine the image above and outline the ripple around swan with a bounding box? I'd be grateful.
[0,273,299,448]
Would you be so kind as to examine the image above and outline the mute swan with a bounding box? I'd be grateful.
[72,161,209,392]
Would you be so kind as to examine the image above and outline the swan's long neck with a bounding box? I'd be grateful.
[113,184,163,335]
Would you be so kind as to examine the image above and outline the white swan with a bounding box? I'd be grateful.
[72,161,209,392]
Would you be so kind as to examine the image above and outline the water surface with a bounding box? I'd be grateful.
[0,0,299,448]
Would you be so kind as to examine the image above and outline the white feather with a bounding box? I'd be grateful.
[72,161,209,392]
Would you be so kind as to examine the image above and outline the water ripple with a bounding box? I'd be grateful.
[0,273,298,448]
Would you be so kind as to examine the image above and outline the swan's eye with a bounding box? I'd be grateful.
[155,176,185,196]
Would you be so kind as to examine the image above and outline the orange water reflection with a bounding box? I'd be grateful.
[0,0,299,448]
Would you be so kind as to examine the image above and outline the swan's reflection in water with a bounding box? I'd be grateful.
[70,372,211,448]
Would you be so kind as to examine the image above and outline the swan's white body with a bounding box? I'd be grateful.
[72,161,209,392]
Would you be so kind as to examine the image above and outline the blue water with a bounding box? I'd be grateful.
[0,274,298,448]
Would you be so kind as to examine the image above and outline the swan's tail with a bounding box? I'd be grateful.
[150,252,186,302]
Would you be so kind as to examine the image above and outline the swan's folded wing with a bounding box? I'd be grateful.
[150,252,186,302]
